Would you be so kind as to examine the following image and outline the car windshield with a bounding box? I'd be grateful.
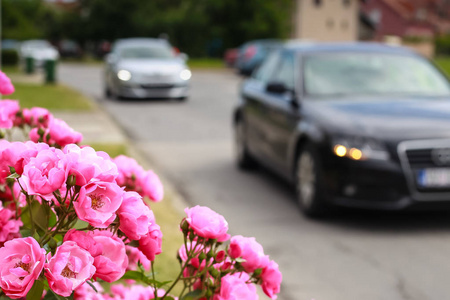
[24,41,52,49]
[303,53,450,97]
[119,46,174,59]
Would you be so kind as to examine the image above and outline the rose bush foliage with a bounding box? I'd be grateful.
[0,71,281,299]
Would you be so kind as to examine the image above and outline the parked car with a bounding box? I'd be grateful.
[234,42,450,217]
[235,39,282,76]
[19,40,59,67]
[58,40,82,58]
[224,48,238,67]
[104,38,191,100]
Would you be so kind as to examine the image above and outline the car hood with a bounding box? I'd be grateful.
[117,59,186,74]
[305,97,450,142]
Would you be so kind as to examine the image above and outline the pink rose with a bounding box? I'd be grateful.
[74,181,124,228]
[229,235,269,273]
[0,71,14,95]
[18,147,67,200]
[0,100,19,129]
[0,208,22,246]
[184,206,230,242]
[1,141,49,176]
[139,170,164,202]
[22,107,53,128]
[0,237,46,299]
[45,241,96,297]
[63,229,103,257]
[64,144,118,186]
[113,155,164,202]
[74,281,104,300]
[261,260,282,299]
[214,273,258,300]
[91,230,128,282]
[33,118,83,147]
[118,191,154,240]
[138,223,162,261]
[126,245,151,271]
[113,155,143,189]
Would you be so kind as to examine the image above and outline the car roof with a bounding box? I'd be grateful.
[284,41,418,56]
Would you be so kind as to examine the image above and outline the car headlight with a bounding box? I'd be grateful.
[179,69,191,81]
[332,137,390,161]
[117,70,132,81]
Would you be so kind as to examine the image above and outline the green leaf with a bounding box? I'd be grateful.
[120,270,143,281]
[26,280,44,300]
[20,228,32,237]
[180,290,204,300]
[42,289,73,300]
[86,281,98,293]
[48,209,57,227]
[120,271,171,288]
[7,172,20,179]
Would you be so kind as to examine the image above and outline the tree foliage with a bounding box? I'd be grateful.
[2,0,293,57]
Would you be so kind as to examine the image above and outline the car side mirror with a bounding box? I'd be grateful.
[266,81,288,94]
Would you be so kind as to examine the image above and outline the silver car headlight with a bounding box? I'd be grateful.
[332,137,390,161]
[179,69,191,81]
[117,70,132,81]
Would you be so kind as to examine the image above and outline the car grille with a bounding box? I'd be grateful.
[405,149,434,167]
[398,139,450,200]
[140,83,175,89]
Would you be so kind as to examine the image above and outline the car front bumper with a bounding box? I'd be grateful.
[117,84,189,99]
[322,151,450,211]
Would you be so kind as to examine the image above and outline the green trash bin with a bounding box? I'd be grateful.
[44,59,57,84]
[25,57,35,74]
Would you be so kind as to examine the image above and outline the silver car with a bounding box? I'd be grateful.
[104,38,191,100]
[19,40,59,68]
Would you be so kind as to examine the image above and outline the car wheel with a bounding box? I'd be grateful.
[295,144,329,217]
[104,85,112,99]
[235,119,256,170]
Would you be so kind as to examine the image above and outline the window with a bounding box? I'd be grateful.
[271,52,295,91]
[253,52,281,84]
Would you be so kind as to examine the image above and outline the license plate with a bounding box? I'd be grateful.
[417,168,450,188]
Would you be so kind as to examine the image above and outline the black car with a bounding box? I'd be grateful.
[233,42,450,217]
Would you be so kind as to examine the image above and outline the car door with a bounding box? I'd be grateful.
[258,51,300,175]
[242,51,281,162]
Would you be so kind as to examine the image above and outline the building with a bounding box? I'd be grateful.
[292,0,360,41]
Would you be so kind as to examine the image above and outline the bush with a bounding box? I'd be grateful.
[435,35,450,56]
[1,49,19,66]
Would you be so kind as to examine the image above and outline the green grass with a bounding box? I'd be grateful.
[434,56,450,77]
[8,82,92,111]
[1,65,20,75]
[187,58,225,69]
[89,143,129,158]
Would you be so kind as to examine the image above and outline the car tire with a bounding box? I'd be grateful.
[104,86,112,99]
[235,119,256,170]
[295,143,330,217]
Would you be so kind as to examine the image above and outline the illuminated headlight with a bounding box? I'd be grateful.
[332,137,390,161]
[117,70,131,81]
[179,69,192,81]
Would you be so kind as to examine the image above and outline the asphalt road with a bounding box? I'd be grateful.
[59,64,450,300]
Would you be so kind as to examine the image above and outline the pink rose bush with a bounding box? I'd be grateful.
[0,71,281,299]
